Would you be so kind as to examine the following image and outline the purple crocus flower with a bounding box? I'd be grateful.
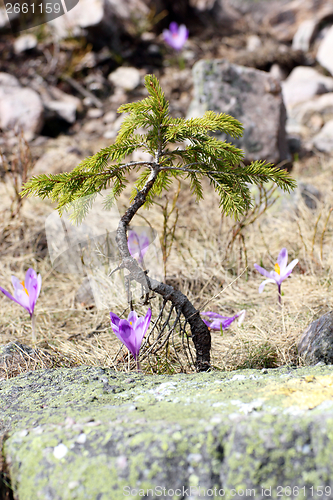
[254,248,298,304]
[0,268,42,341]
[201,310,246,332]
[110,308,152,371]
[128,230,150,265]
[163,22,189,51]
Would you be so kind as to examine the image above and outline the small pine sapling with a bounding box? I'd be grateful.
[21,75,296,371]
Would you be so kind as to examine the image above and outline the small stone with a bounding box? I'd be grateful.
[292,19,317,52]
[281,66,333,109]
[82,118,105,135]
[103,111,117,124]
[317,25,333,76]
[269,64,287,82]
[68,481,79,490]
[108,67,141,92]
[14,34,38,54]
[76,433,87,444]
[87,108,104,119]
[246,35,262,52]
[312,119,333,153]
[53,443,68,459]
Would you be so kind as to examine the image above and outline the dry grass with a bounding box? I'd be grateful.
[0,153,333,376]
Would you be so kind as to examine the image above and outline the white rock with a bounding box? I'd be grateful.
[292,19,317,52]
[246,35,262,52]
[46,100,76,123]
[269,64,287,81]
[317,25,333,76]
[0,72,20,87]
[48,0,149,44]
[103,110,117,123]
[282,66,333,108]
[53,443,68,459]
[48,0,103,39]
[76,433,87,444]
[0,7,10,29]
[290,93,333,126]
[108,67,141,92]
[0,75,44,141]
[87,108,104,119]
[14,34,38,54]
[313,119,333,152]
[38,85,81,123]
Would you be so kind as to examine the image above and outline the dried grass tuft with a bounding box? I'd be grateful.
[0,154,332,376]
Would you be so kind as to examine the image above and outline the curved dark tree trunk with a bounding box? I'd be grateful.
[115,167,211,372]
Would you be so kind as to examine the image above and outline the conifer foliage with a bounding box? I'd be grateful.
[21,74,296,371]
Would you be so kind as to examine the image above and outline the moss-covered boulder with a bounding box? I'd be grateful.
[1,365,333,499]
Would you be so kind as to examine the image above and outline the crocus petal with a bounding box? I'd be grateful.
[277,248,288,273]
[201,310,245,331]
[110,308,151,361]
[128,310,138,326]
[27,279,39,314]
[117,320,138,358]
[201,311,225,319]
[25,268,37,293]
[11,276,22,290]
[254,263,275,280]
[134,308,151,349]
[177,24,189,46]
[169,21,178,34]
[0,286,31,315]
[207,319,223,330]
[37,273,42,298]
[282,258,298,279]
[258,278,276,294]
[163,22,188,51]
[237,310,246,326]
[110,311,121,330]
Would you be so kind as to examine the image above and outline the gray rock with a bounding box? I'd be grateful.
[312,119,333,153]
[0,73,44,141]
[2,365,333,499]
[13,34,38,54]
[317,25,333,76]
[298,311,333,365]
[188,59,290,165]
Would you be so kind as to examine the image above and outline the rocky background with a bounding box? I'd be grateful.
[1,0,333,175]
